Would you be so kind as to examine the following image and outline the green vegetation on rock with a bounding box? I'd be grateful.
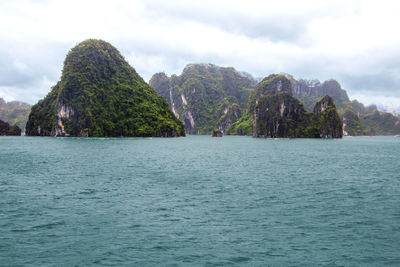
[314,96,343,138]
[150,64,256,134]
[26,39,185,137]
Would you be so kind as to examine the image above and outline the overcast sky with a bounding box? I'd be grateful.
[1,0,400,110]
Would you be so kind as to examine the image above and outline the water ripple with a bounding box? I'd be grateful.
[0,136,400,266]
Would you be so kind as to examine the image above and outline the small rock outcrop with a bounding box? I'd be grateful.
[26,39,185,137]
[0,120,22,136]
[212,129,223,137]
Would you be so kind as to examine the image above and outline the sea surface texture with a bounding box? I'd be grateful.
[1,136,400,266]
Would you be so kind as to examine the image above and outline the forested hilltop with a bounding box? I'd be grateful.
[150,64,256,134]
[26,39,185,137]
[0,98,30,131]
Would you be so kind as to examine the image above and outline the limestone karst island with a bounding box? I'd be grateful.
[0,39,394,138]
[25,39,185,137]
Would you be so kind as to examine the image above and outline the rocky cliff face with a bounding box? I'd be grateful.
[313,96,343,138]
[253,93,311,138]
[342,109,363,136]
[150,64,256,134]
[217,103,241,132]
[230,74,343,138]
[26,39,185,137]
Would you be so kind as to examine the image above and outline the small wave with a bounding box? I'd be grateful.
[128,224,141,229]
[152,245,171,251]
[229,256,251,263]
[79,188,96,195]
[31,220,65,230]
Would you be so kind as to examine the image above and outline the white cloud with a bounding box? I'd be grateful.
[0,0,400,108]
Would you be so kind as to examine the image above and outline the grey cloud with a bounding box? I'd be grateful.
[0,40,71,103]
[117,38,234,80]
[340,72,400,98]
[144,2,308,42]
[142,1,358,44]
[0,52,34,86]
[1,1,399,107]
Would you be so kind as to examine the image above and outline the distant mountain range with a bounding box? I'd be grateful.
[378,105,400,117]
[0,98,30,131]
[2,62,400,136]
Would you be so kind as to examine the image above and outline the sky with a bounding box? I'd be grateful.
[1,0,400,111]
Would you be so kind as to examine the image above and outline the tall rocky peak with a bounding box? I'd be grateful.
[26,39,185,137]
[253,93,310,138]
[250,75,312,138]
[313,95,336,117]
[256,74,292,97]
[0,97,5,107]
[150,63,256,134]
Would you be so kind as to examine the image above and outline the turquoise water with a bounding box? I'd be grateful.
[1,136,400,266]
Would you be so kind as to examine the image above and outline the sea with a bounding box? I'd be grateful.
[1,135,399,266]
